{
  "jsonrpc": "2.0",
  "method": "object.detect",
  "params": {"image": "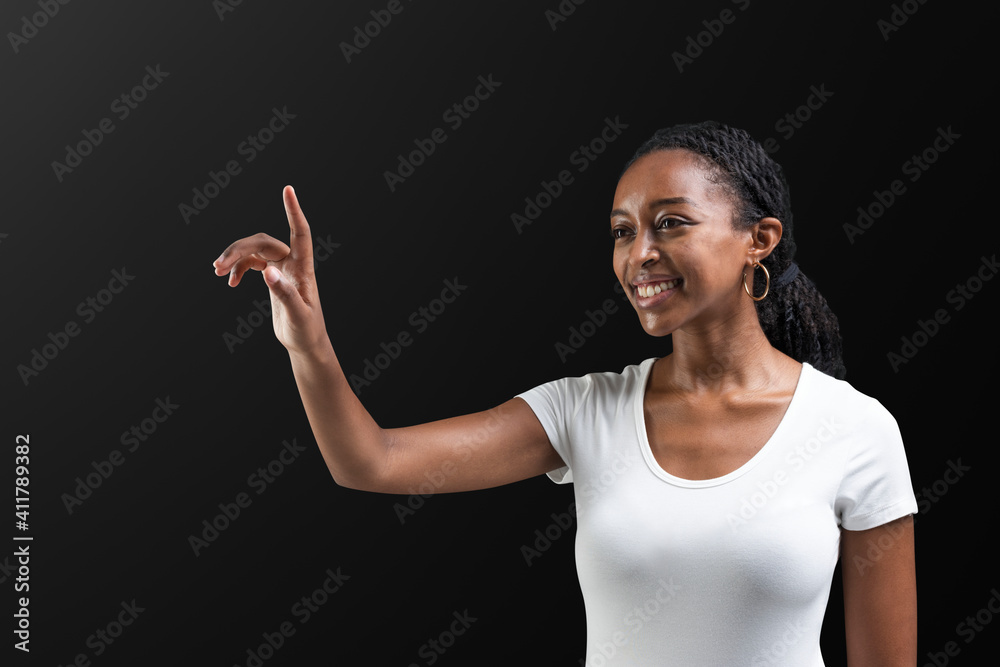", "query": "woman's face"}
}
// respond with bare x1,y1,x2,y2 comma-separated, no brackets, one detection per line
611,148,755,338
